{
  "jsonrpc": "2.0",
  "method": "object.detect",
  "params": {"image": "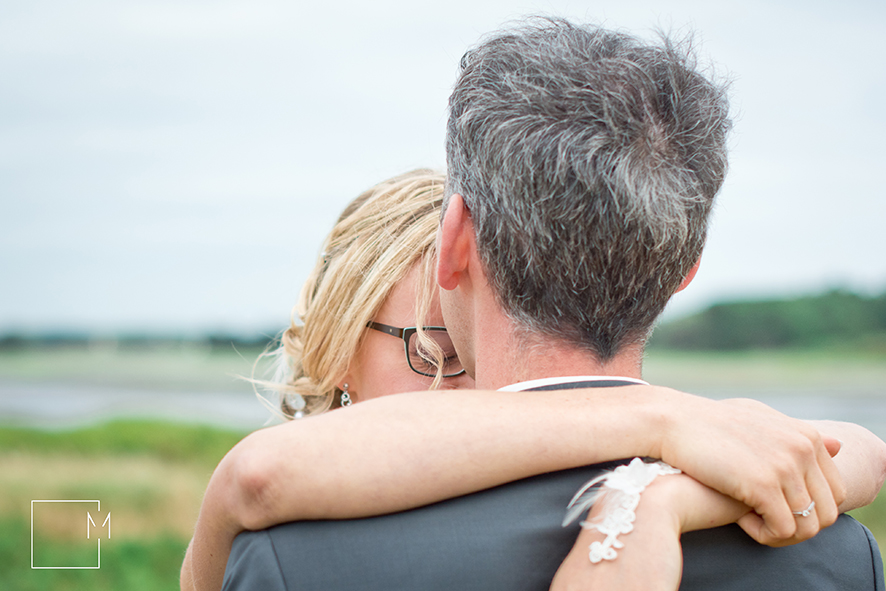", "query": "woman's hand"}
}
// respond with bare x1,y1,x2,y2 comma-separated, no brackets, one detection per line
551,473,748,591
